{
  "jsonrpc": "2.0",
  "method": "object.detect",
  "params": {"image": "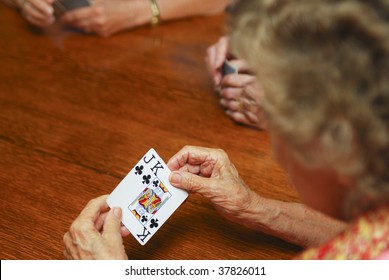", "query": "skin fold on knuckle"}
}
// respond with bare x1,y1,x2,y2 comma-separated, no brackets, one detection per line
171,157,184,170
202,150,218,167
177,146,191,165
